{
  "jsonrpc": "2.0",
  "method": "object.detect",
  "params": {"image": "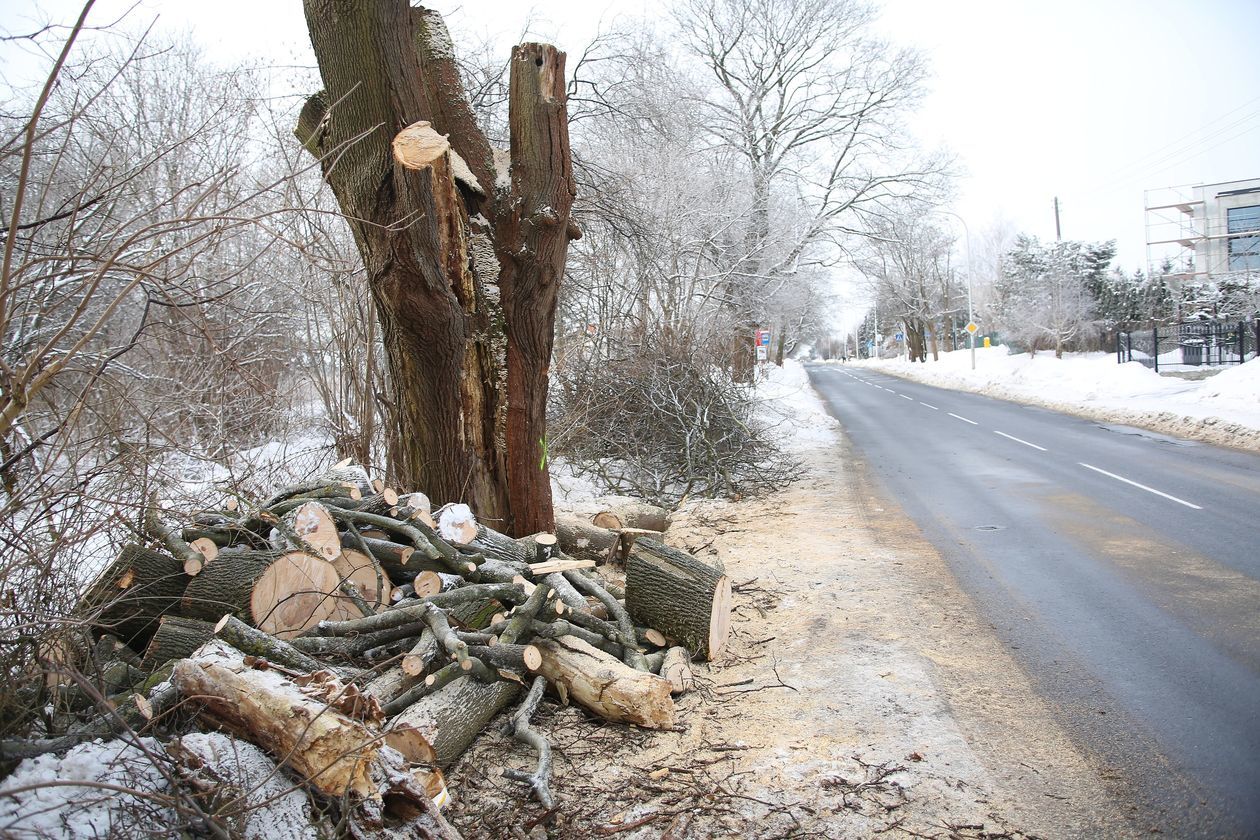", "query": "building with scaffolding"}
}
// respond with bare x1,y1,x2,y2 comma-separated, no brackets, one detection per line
1145,178,1260,279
